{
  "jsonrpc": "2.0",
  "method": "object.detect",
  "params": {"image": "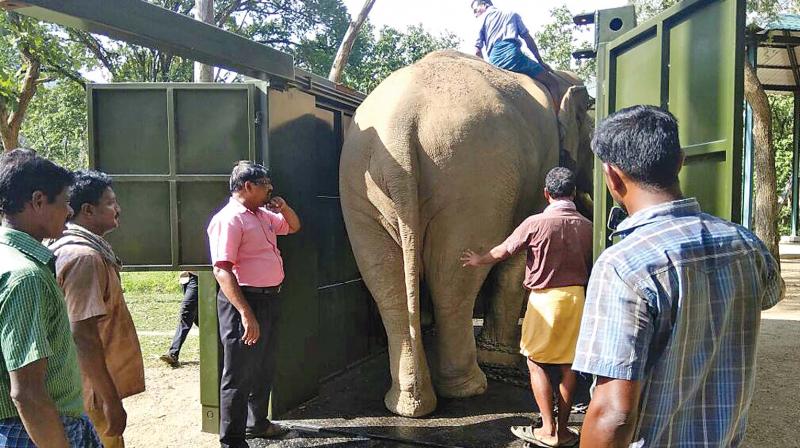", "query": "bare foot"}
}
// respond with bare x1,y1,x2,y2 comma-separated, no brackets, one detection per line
533,426,558,446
